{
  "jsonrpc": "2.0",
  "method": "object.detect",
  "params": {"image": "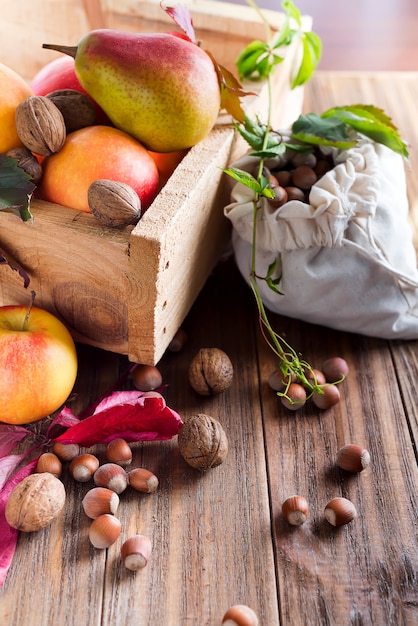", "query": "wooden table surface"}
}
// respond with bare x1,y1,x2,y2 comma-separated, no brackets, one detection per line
1,72,418,626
